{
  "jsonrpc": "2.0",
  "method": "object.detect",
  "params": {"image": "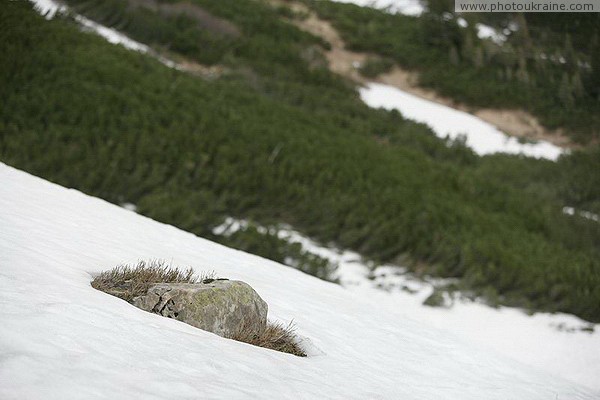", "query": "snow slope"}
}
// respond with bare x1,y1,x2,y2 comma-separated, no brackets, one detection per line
215,218,600,392
330,0,425,16
0,164,597,399
360,83,564,160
